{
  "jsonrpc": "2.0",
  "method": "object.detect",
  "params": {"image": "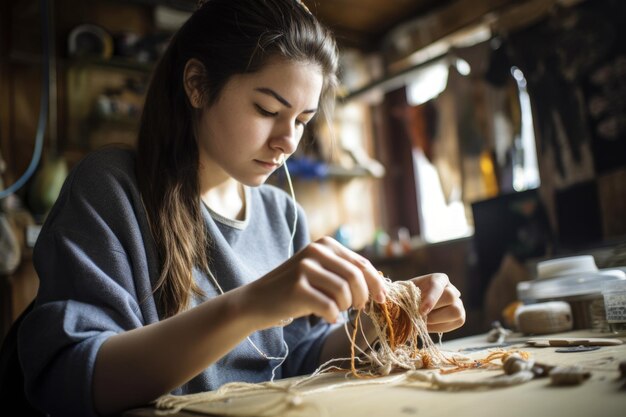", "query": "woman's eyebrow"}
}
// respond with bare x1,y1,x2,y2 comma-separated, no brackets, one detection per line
254,87,317,114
